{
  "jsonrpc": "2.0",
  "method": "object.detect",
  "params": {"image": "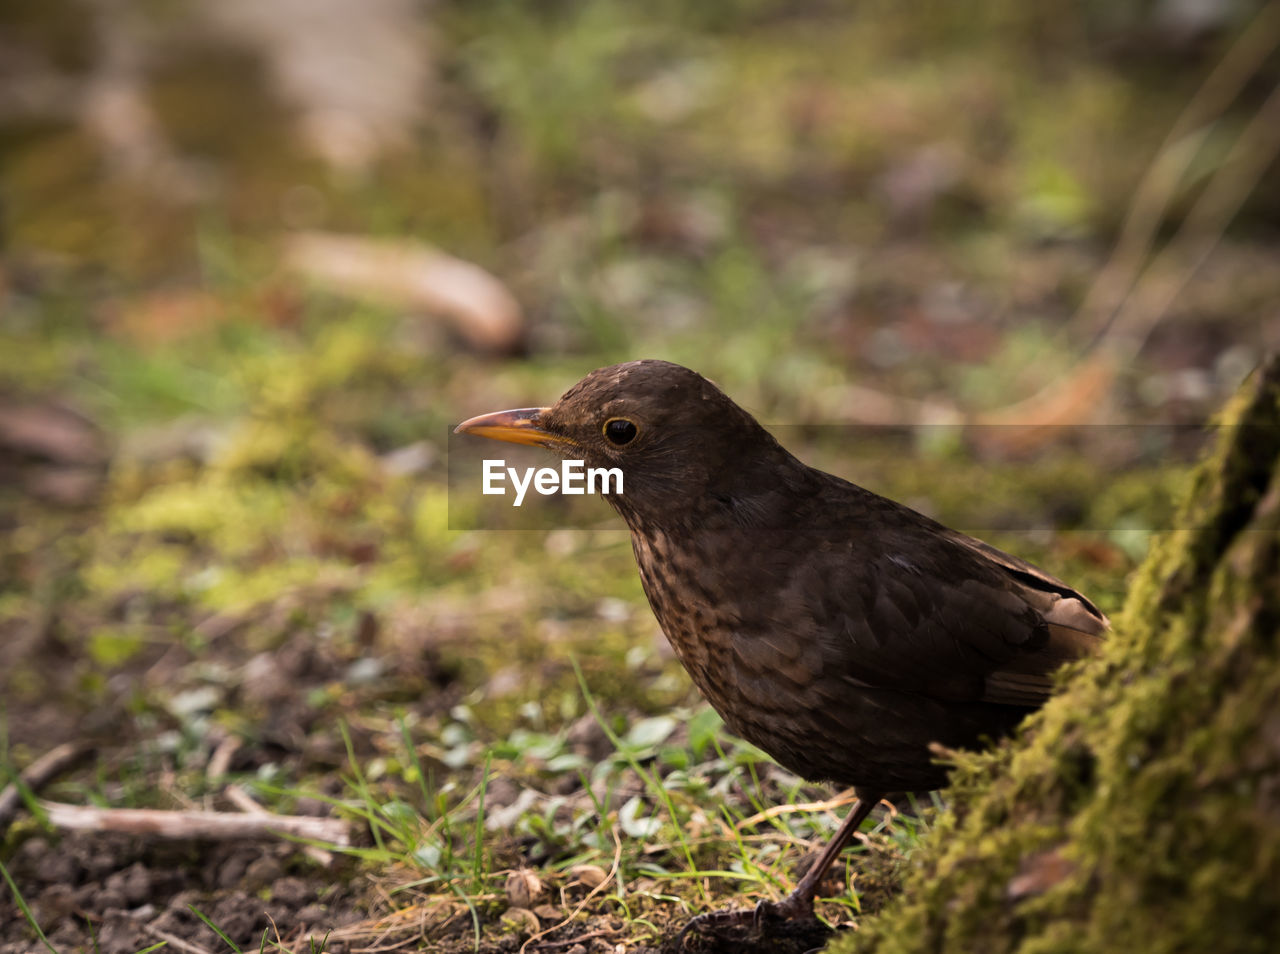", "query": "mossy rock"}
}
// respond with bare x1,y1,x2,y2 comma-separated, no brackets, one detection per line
834,355,1280,954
